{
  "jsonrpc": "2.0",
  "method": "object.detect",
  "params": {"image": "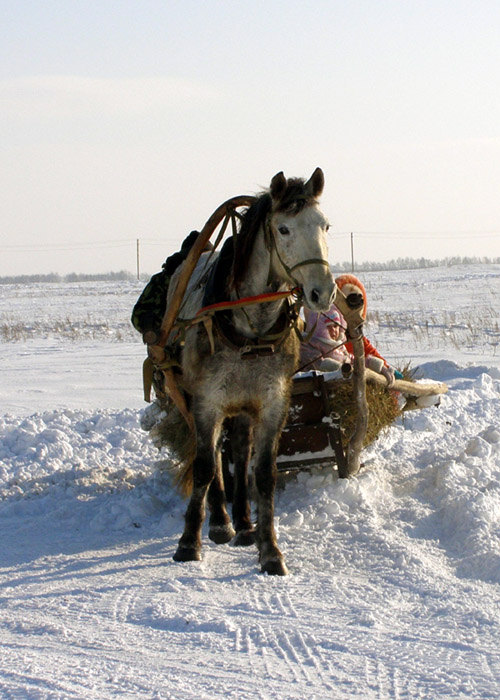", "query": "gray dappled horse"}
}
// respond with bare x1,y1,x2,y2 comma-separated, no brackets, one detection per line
169,168,335,575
